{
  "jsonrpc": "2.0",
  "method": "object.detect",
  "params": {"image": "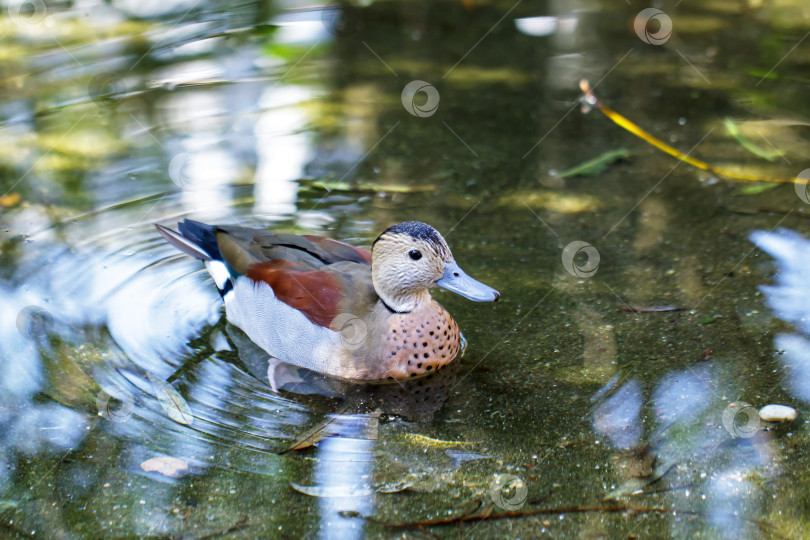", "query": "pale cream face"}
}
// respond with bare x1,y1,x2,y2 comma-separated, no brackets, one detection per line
371,228,453,312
